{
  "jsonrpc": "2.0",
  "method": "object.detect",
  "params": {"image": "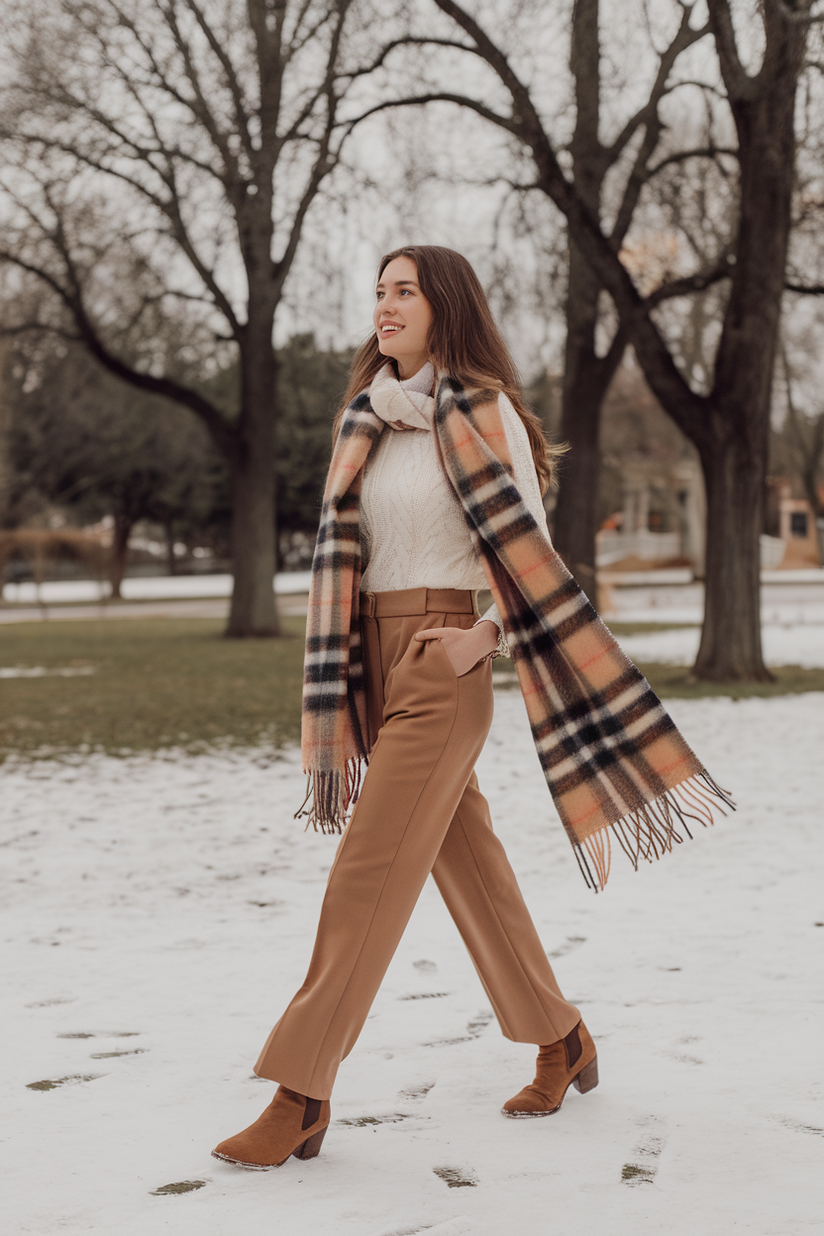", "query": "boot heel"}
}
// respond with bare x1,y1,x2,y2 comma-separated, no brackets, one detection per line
572,1055,599,1094
292,1125,328,1161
